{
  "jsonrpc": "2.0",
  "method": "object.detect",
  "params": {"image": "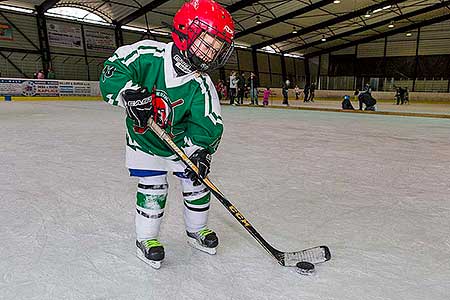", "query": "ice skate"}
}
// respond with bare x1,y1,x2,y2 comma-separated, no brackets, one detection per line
187,228,218,255
136,239,165,269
